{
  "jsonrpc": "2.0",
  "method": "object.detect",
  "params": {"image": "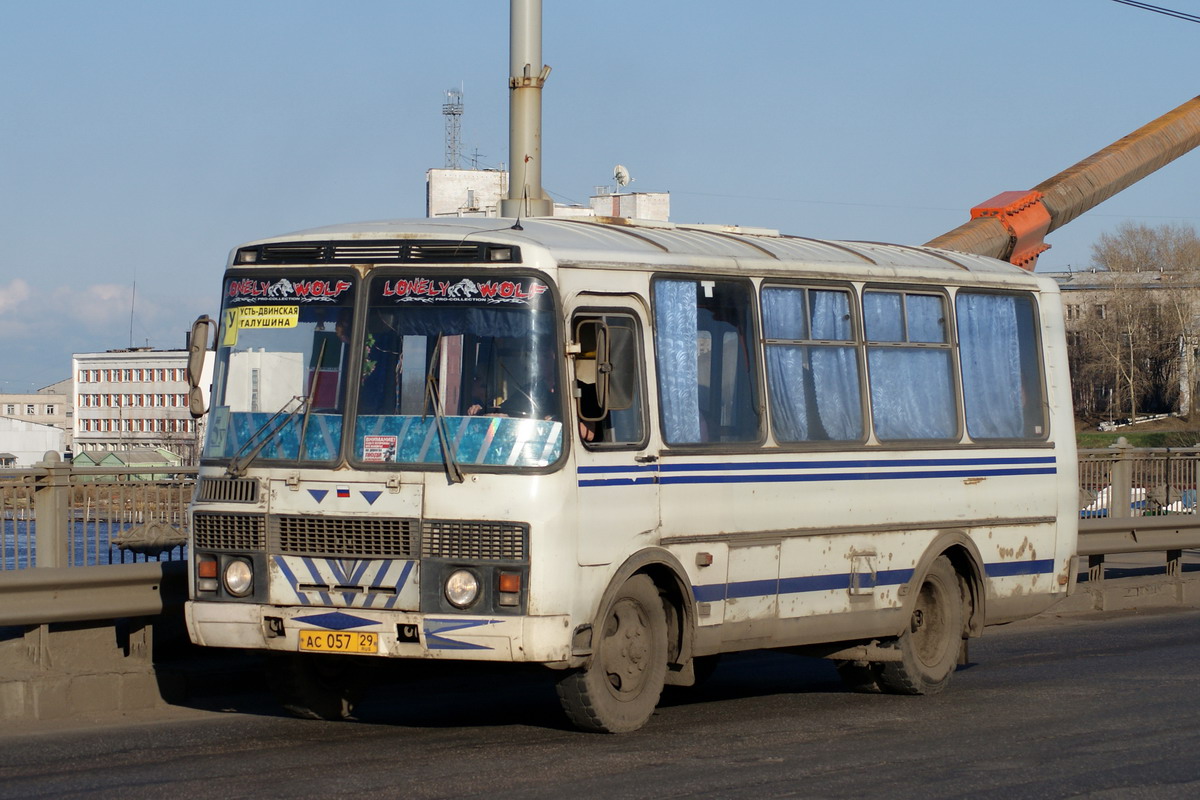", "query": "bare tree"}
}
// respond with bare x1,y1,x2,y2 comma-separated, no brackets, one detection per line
1069,222,1200,421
